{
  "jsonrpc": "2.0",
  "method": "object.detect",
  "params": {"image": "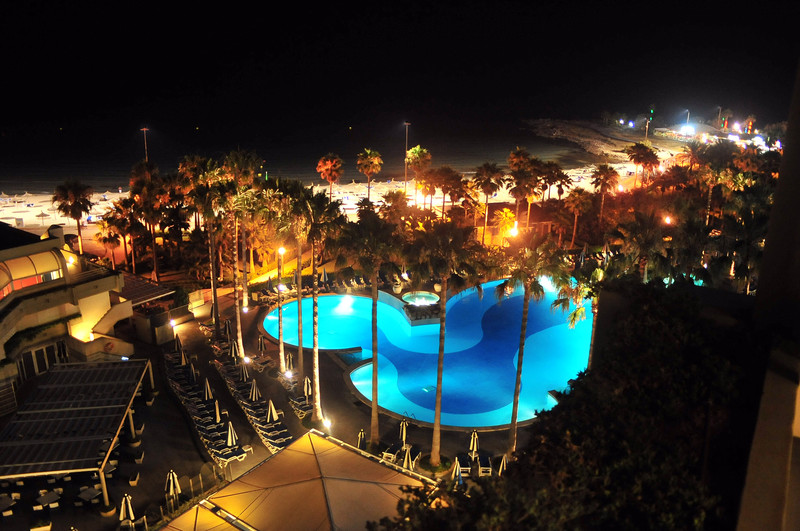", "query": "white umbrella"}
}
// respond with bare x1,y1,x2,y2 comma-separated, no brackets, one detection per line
321,267,329,284
174,333,182,352
498,454,508,477
303,376,312,399
179,348,188,366
248,379,262,402
267,400,280,423
451,459,462,484
469,430,479,459
239,360,250,383
229,342,239,361
402,446,412,469
119,493,135,523
399,418,409,445
224,319,232,342
165,469,181,499
356,429,365,450
258,335,265,352
213,399,222,424
226,421,238,448
203,378,214,402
